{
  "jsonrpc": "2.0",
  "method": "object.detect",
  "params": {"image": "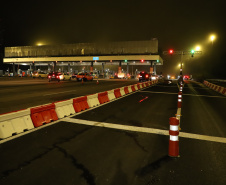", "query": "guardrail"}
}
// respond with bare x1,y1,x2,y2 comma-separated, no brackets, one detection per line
203,80,226,96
